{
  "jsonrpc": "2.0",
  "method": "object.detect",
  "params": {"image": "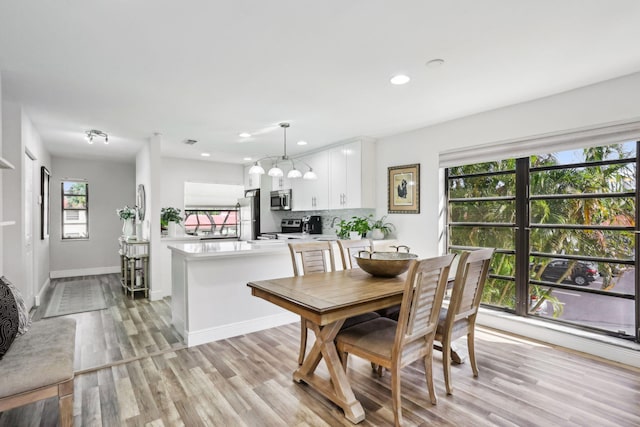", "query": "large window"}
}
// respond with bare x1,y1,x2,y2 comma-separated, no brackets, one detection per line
184,209,238,237
61,180,88,239
447,142,638,342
